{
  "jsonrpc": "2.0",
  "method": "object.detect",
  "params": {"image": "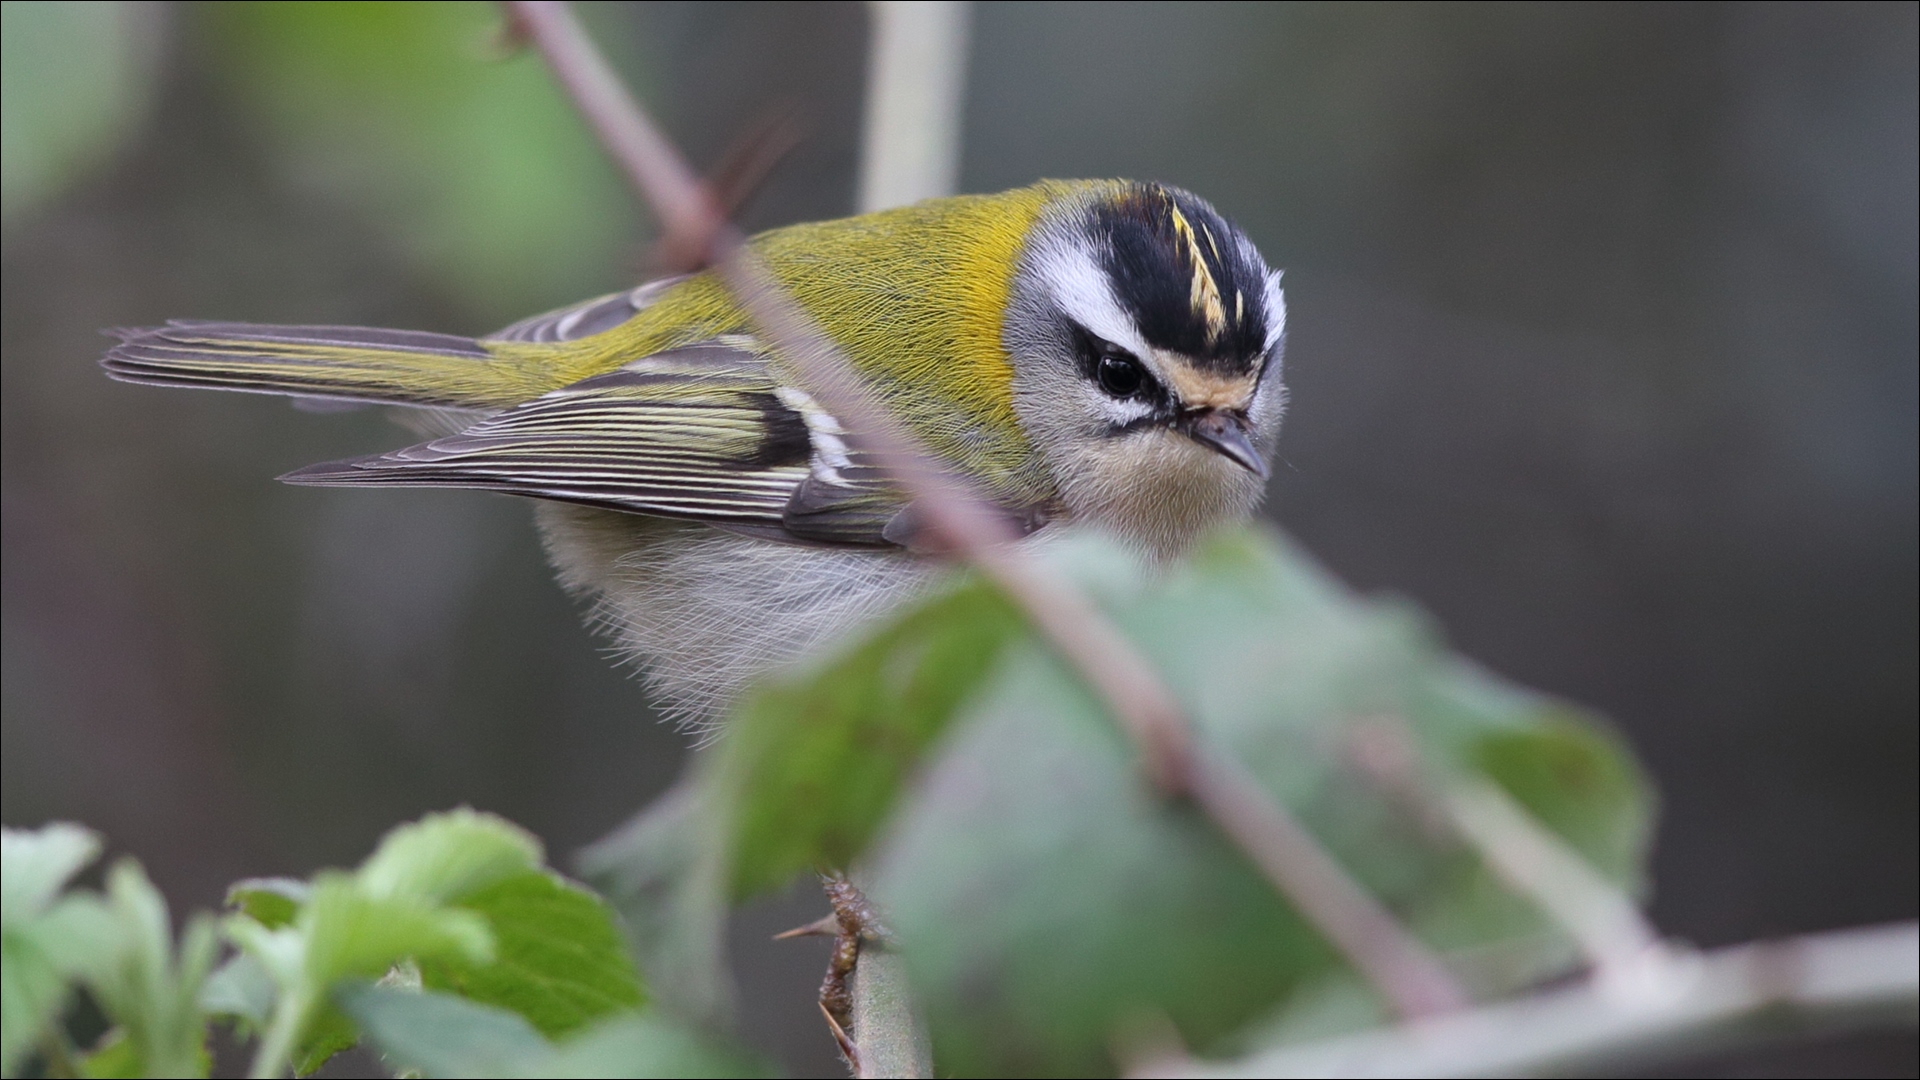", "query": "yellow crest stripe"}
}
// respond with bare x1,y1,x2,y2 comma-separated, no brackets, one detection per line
1168,203,1228,341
